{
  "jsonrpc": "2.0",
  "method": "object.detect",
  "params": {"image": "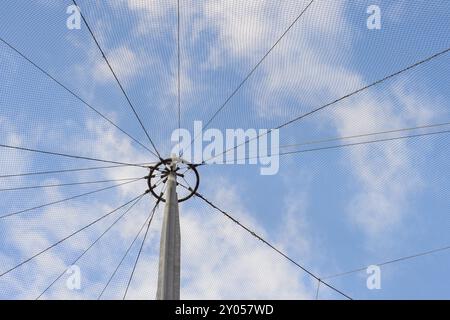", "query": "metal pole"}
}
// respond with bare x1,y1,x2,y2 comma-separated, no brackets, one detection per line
156,160,181,300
